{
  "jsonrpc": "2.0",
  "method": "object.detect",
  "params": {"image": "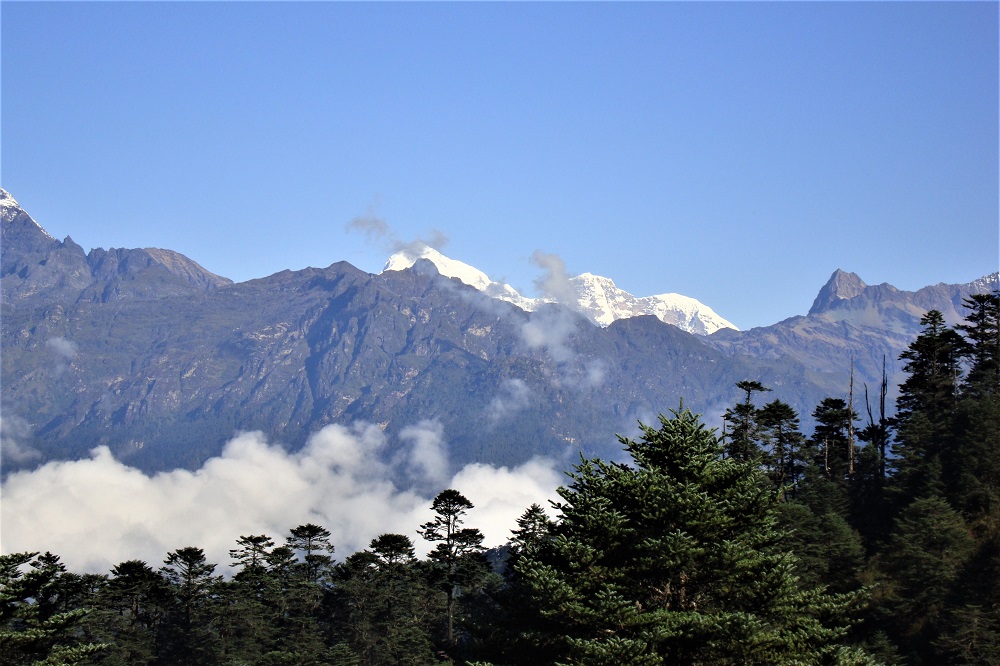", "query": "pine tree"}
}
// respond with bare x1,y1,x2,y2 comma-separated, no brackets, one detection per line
0,552,108,665
891,310,966,504
217,534,281,662
287,523,336,586
98,559,170,665
158,547,222,665
876,497,975,664
279,524,339,663
333,534,434,665
951,293,1000,515
809,397,858,485
419,489,489,656
722,380,771,462
512,409,876,665
956,292,1000,396
757,399,805,497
